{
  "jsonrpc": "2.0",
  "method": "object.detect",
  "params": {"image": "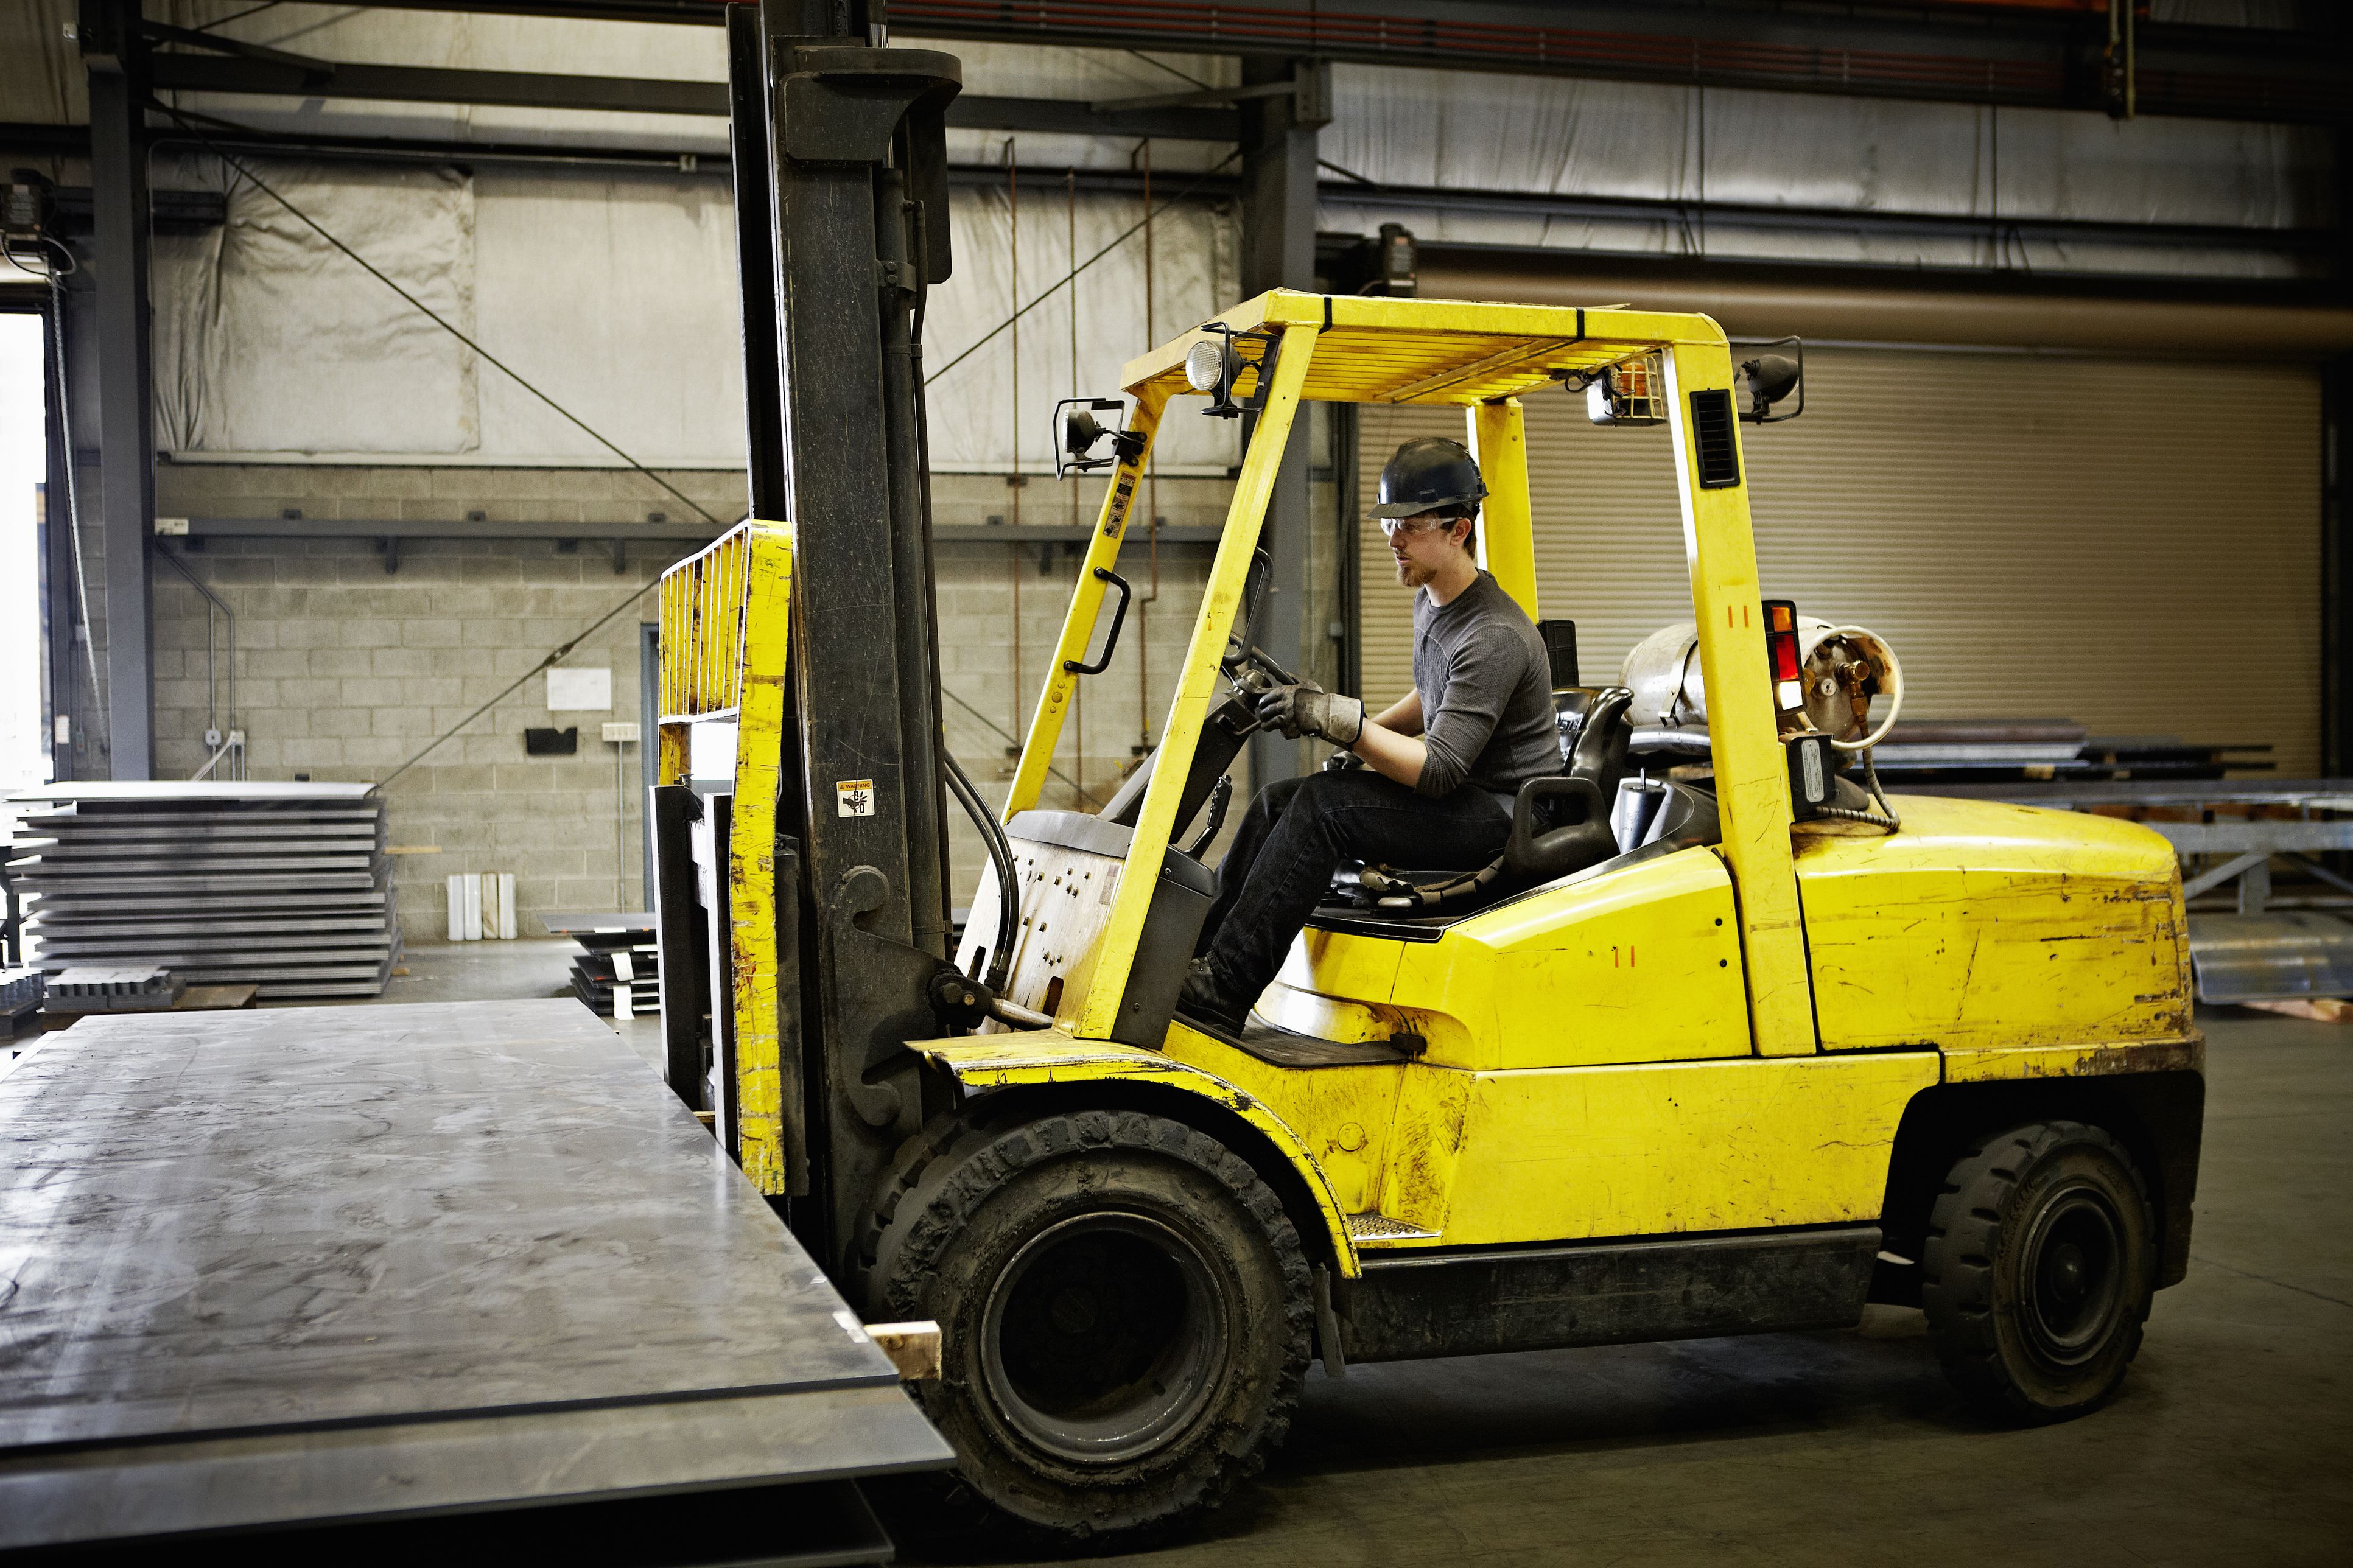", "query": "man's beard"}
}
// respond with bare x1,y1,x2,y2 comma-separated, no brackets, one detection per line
1392,551,1432,589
